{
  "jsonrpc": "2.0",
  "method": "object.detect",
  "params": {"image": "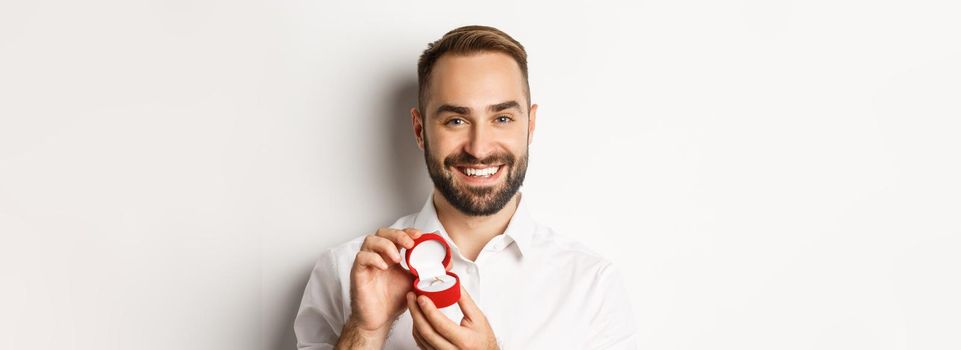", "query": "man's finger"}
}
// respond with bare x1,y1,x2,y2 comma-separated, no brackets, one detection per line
375,228,416,249
361,235,402,263
407,292,455,349
412,328,434,350
355,251,388,270
457,284,487,325
402,227,424,239
416,294,464,341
